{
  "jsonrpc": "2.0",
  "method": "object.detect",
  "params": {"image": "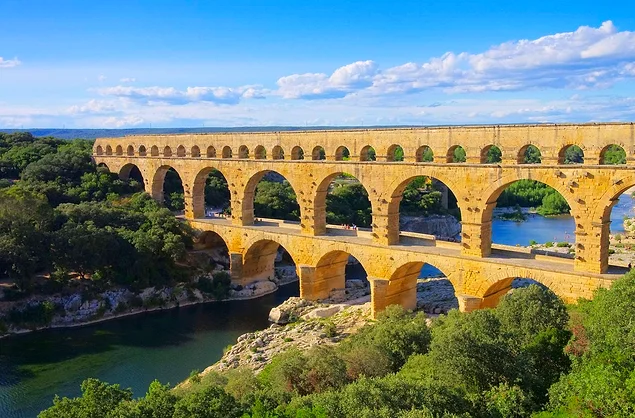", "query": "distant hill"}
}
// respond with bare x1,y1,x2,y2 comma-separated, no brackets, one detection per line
0,126,387,140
